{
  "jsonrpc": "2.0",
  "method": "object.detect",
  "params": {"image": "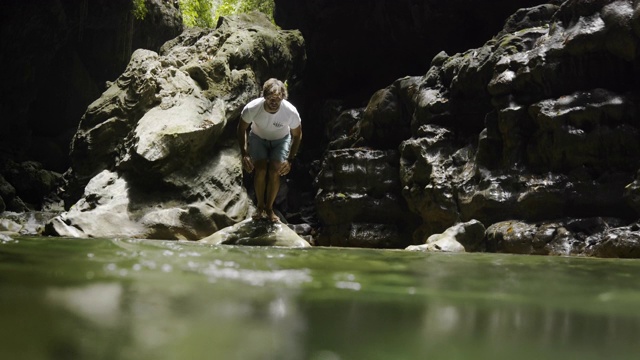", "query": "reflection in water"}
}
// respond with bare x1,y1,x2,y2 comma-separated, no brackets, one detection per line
46,283,123,327
0,237,639,359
